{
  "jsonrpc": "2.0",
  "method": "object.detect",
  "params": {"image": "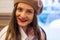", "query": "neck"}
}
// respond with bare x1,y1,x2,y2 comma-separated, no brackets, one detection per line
21,26,27,33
